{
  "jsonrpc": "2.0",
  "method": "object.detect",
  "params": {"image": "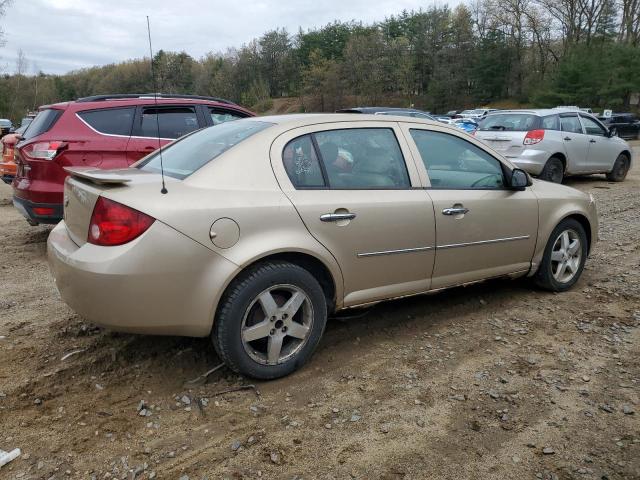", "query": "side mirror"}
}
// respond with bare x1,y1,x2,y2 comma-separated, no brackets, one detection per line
607,127,618,137
510,168,530,190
